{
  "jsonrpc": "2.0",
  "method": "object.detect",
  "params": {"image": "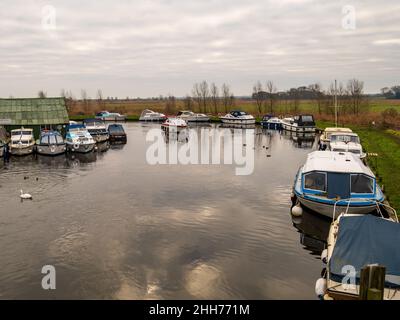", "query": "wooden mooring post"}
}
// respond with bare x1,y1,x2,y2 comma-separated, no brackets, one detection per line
359,264,386,300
